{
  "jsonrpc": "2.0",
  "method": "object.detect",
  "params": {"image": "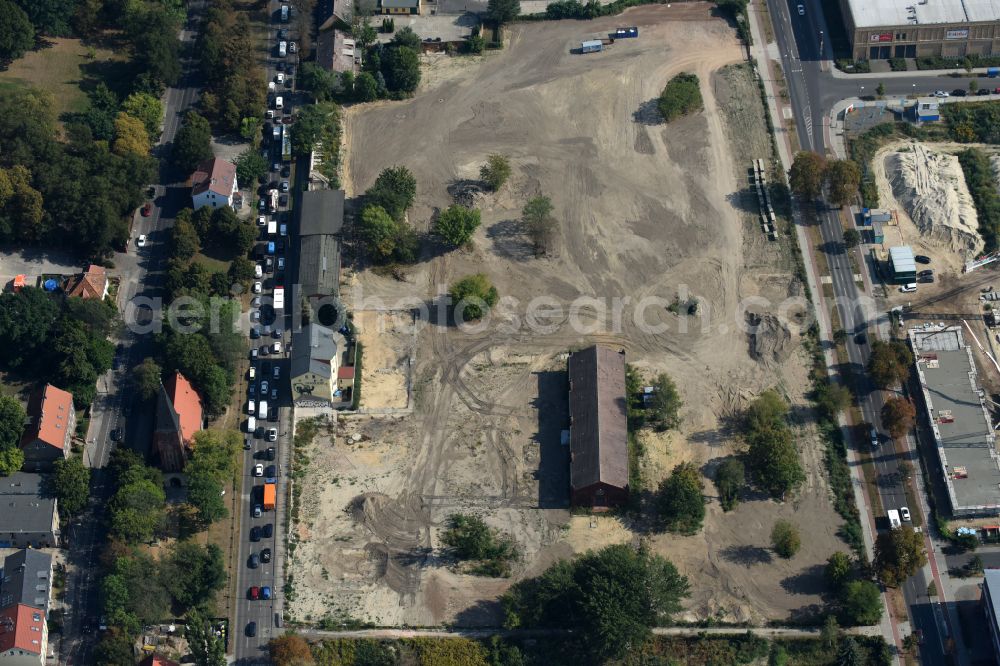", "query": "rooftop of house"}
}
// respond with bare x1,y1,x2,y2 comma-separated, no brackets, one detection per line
20,384,74,451
299,189,345,236
0,604,45,655
156,372,203,444
569,345,629,491
291,324,339,381
0,473,58,537
191,158,237,198
0,549,52,613
64,264,108,299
